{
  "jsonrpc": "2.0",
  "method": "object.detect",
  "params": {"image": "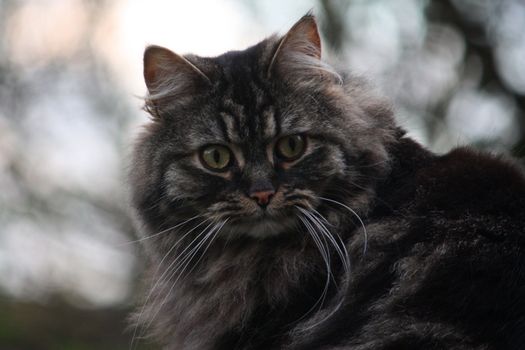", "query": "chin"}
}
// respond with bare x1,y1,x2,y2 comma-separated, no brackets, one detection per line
223,215,298,239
